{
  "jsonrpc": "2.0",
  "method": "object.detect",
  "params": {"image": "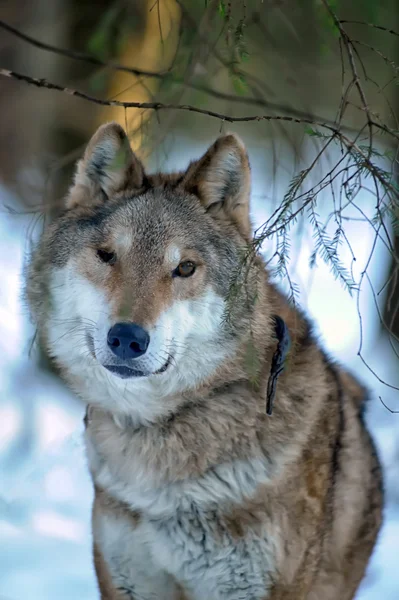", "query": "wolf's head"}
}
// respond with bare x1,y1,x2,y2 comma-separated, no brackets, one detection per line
27,123,268,420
